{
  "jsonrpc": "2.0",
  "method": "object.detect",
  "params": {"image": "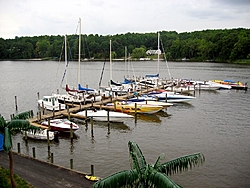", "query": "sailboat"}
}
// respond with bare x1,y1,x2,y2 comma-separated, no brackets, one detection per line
99,40,134,96
55,18,102,104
